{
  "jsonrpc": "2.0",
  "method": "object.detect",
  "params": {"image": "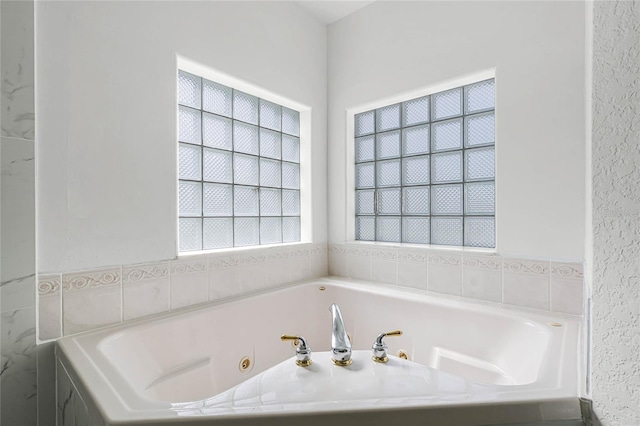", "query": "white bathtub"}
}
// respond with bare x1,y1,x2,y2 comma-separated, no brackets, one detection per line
56,277,583,425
